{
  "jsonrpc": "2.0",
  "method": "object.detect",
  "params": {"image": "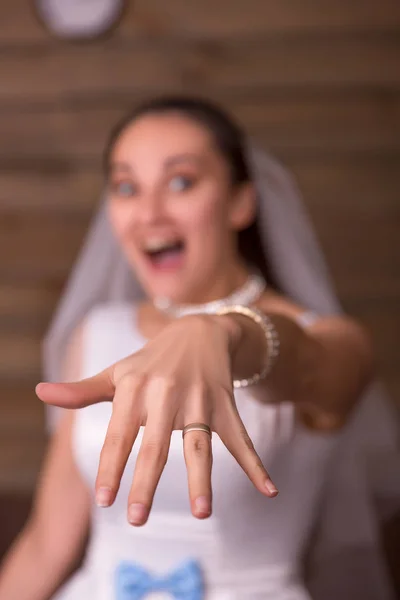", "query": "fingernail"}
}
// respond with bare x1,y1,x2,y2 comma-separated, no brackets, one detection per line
35,382,47,396
128,503,148,525
265,480,279,497
96,487,112,507
195,496,211,516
